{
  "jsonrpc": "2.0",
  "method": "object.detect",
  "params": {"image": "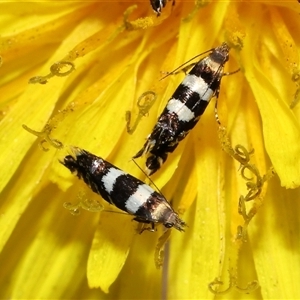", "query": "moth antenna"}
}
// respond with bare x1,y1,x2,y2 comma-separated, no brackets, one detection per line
160,48,214,80
131,158,165,196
